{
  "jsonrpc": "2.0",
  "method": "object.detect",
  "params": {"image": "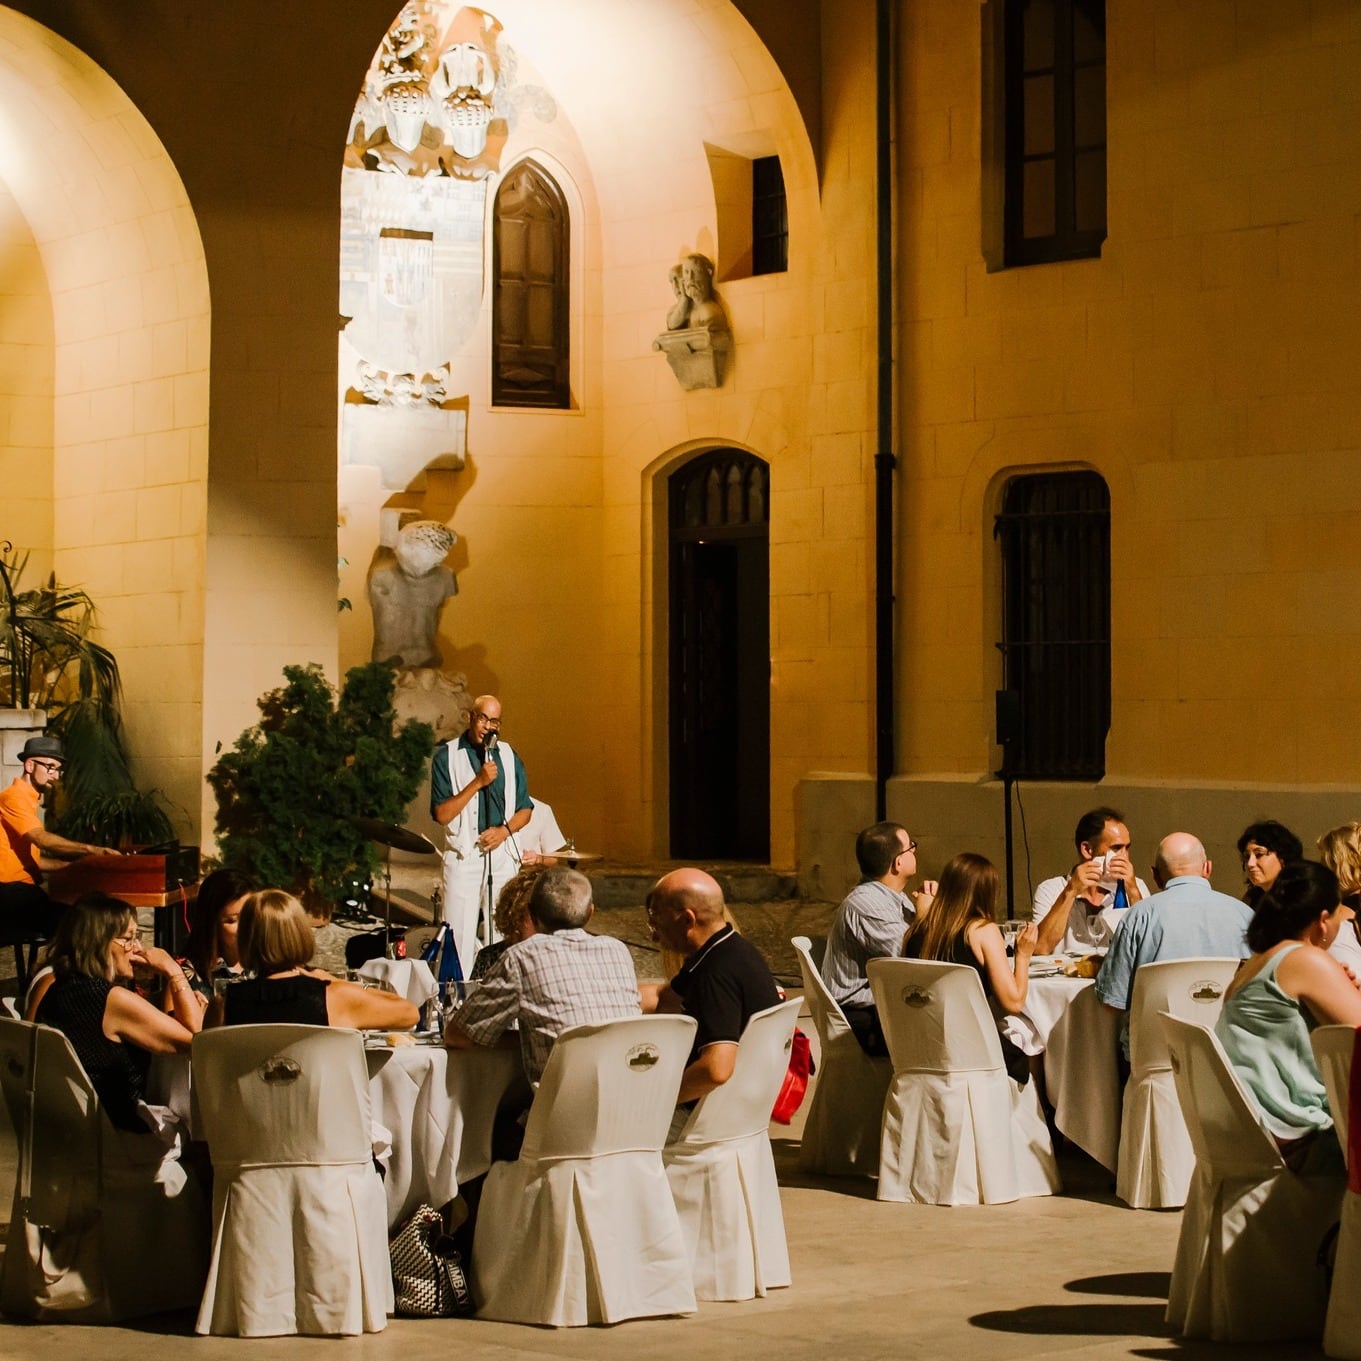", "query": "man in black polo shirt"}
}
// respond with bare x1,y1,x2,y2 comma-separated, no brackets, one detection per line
642,867,781,1103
